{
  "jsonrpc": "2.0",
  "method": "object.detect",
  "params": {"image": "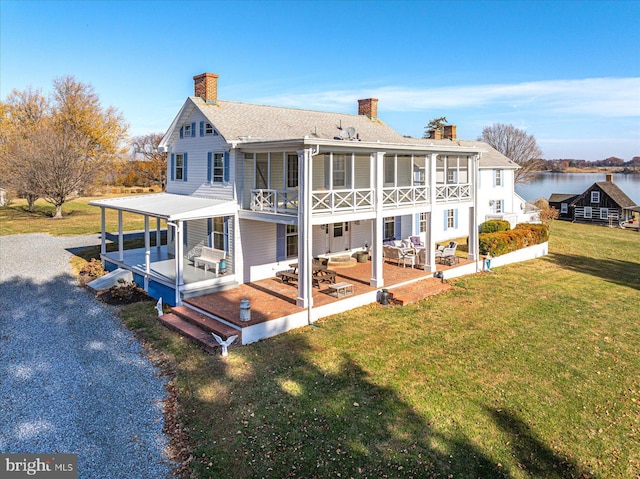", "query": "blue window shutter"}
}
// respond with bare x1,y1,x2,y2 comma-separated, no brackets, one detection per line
414,213,420,234
444,211,448,231
223,217,229,252
170,154,175,181
395,216,401,239
500,200,504,212
183,153,188,181
179,126,183,139
191,122,196,137
223,152,230,183
493,170,496,187
200,121,204,137
454,209,459,228
478,170,481,188
276,223,286,261
207,218,213,247
207,152,212,183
